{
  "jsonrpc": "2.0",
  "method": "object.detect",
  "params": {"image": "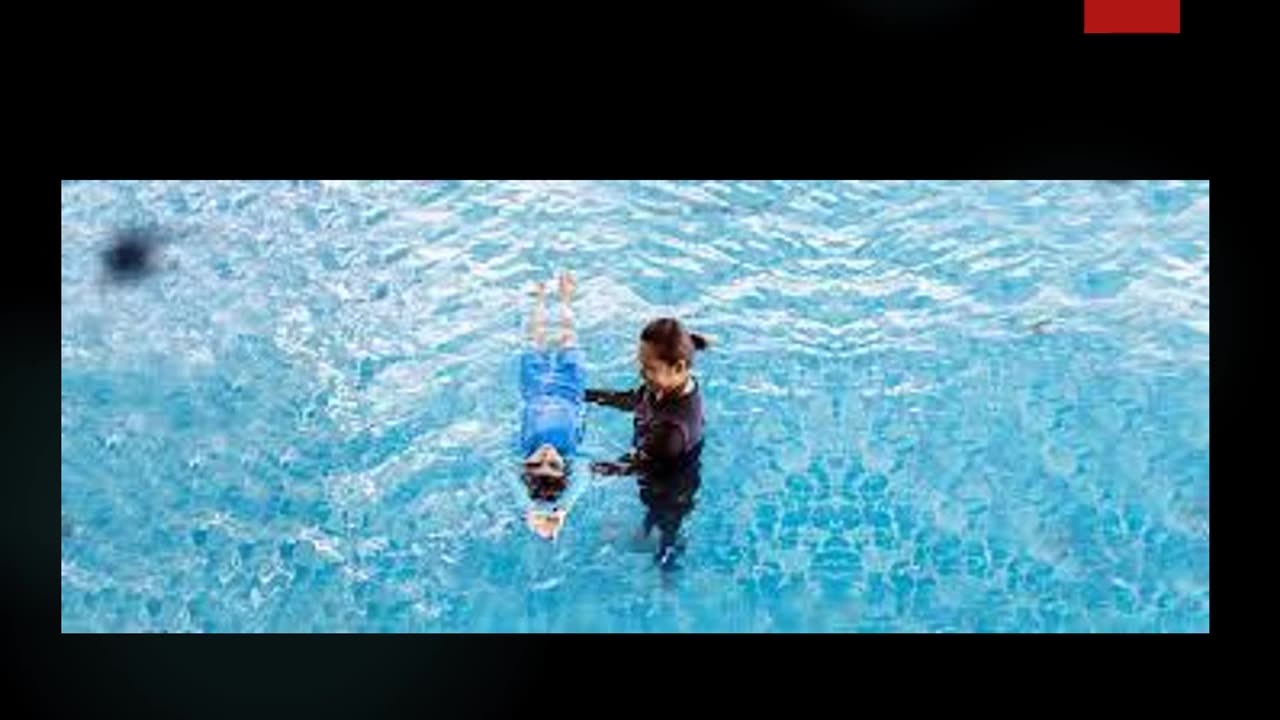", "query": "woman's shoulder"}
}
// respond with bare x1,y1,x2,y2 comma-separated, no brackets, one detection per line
685,377,703,404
